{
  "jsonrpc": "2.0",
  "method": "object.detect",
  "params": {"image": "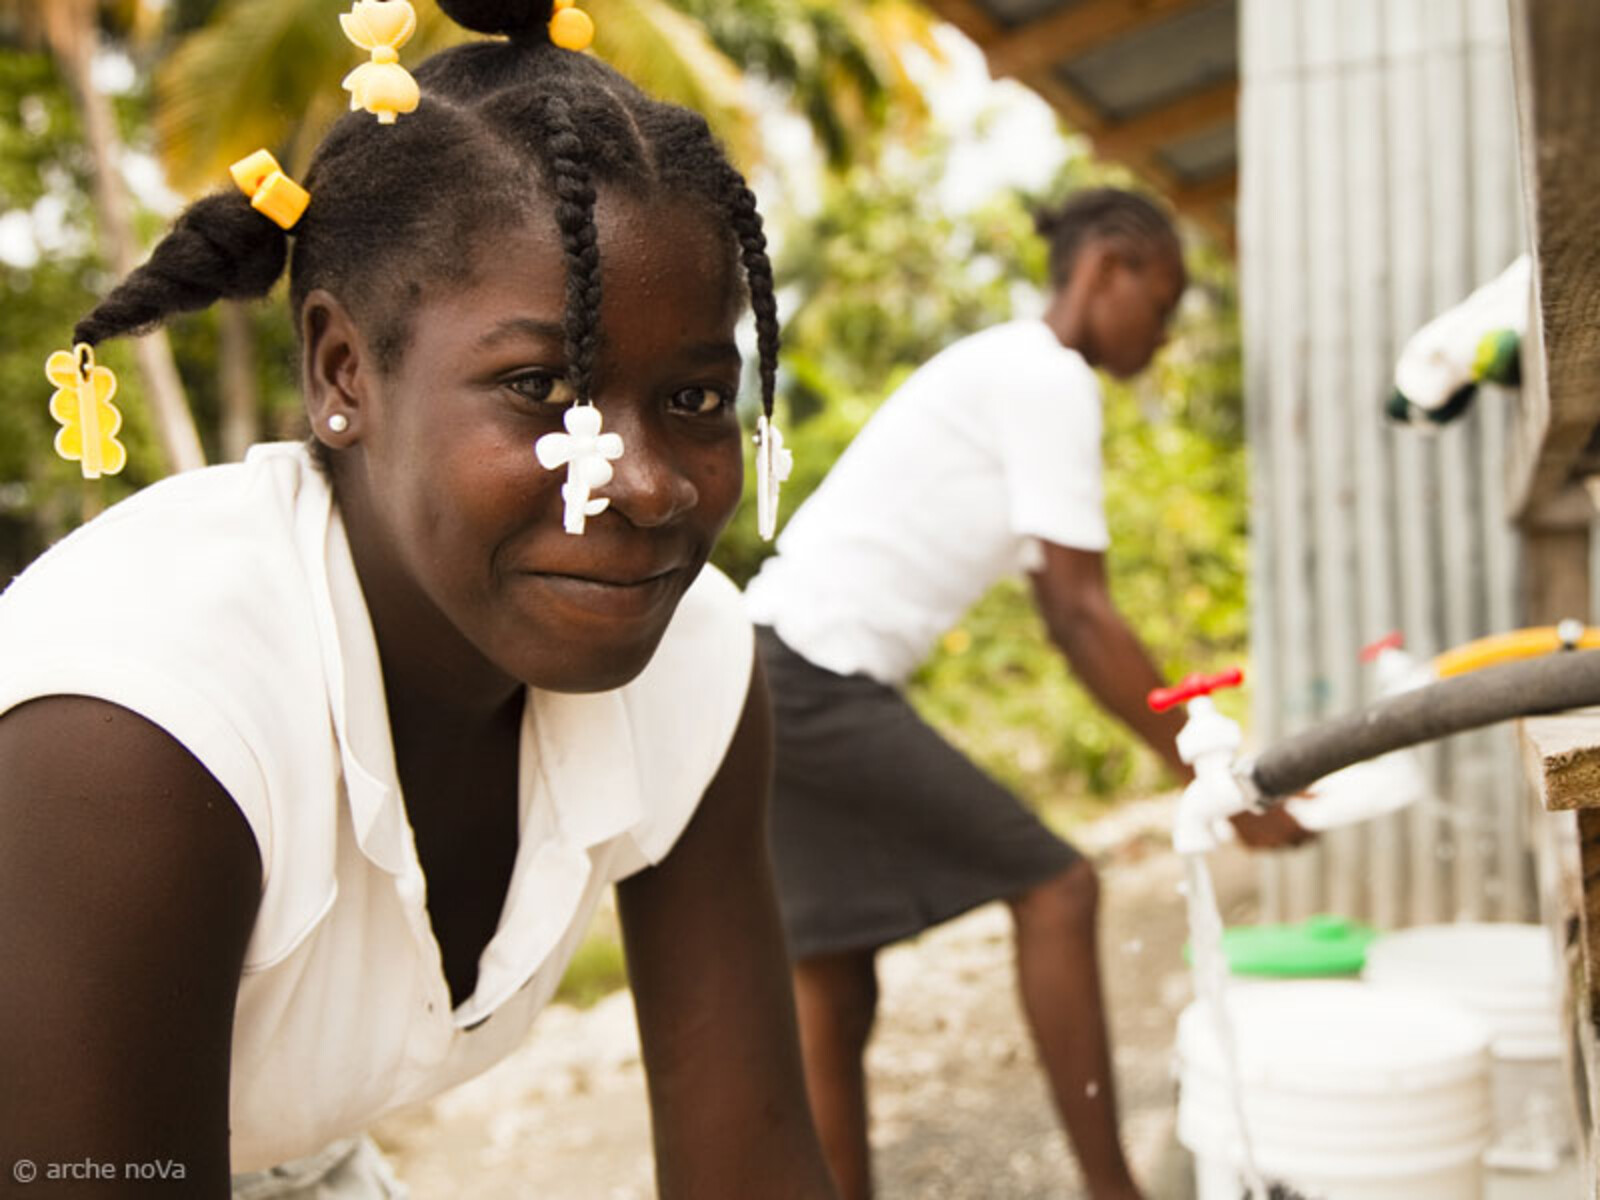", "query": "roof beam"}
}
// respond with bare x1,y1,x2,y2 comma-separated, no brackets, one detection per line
1173,172,1236,250
1019,69,1109,135
1090,78,1237,161
985,0,1213,81
1171,170,1237,213
915,0,1004,44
